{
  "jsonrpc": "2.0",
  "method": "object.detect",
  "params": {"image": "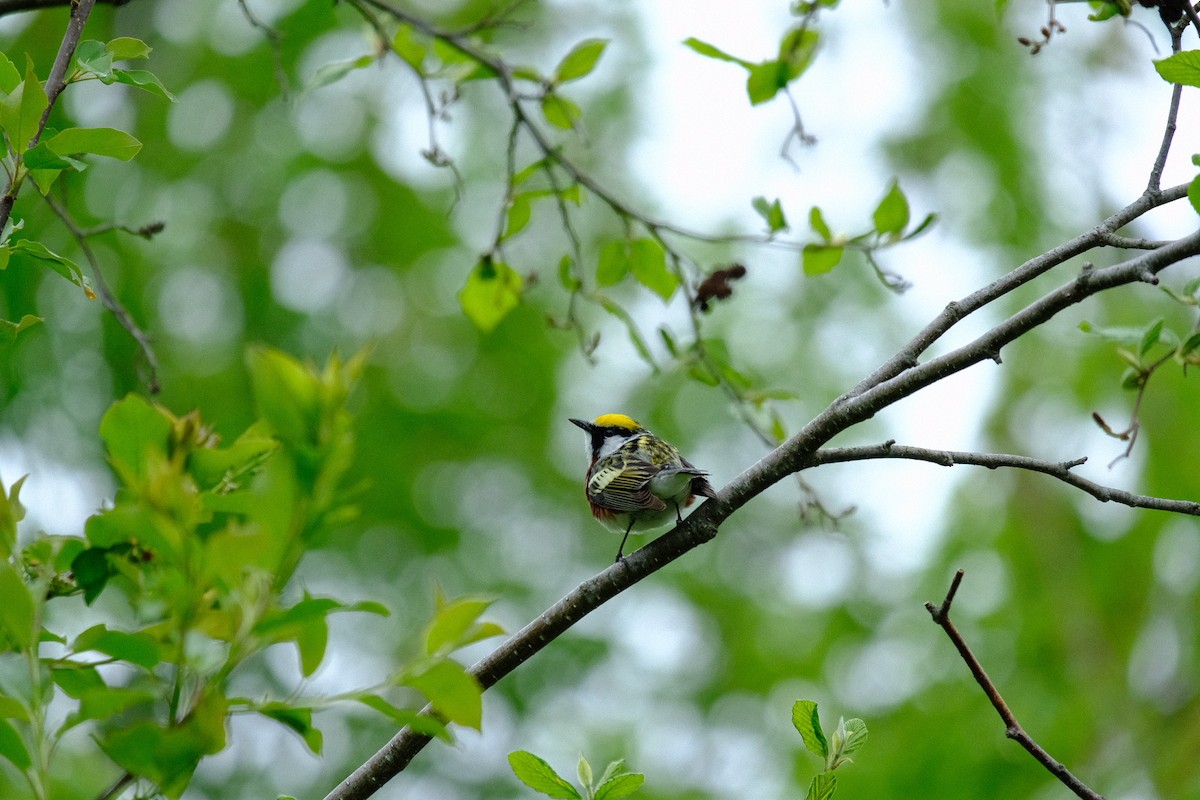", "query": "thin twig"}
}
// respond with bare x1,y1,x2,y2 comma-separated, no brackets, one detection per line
44,194,161,393
236,0,291,99
806,442,1200,516
1147,25,1185,193
926,571,1106,800
0,0,125,15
